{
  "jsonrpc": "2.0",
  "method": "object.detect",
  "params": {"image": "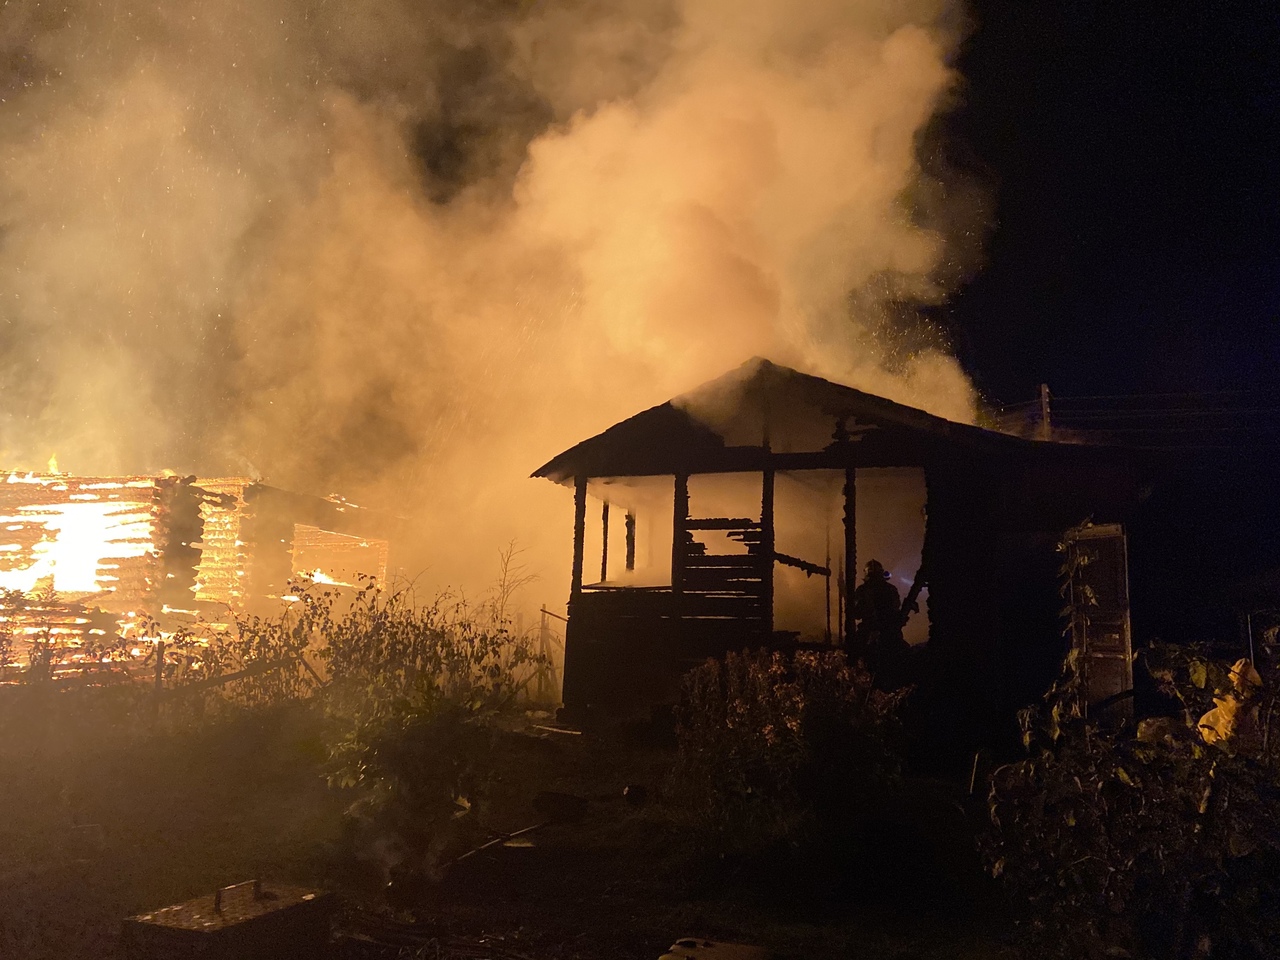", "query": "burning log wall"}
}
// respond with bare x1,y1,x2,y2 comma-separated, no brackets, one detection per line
0,474,190,610
0,473,395,675
193,479,251,609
